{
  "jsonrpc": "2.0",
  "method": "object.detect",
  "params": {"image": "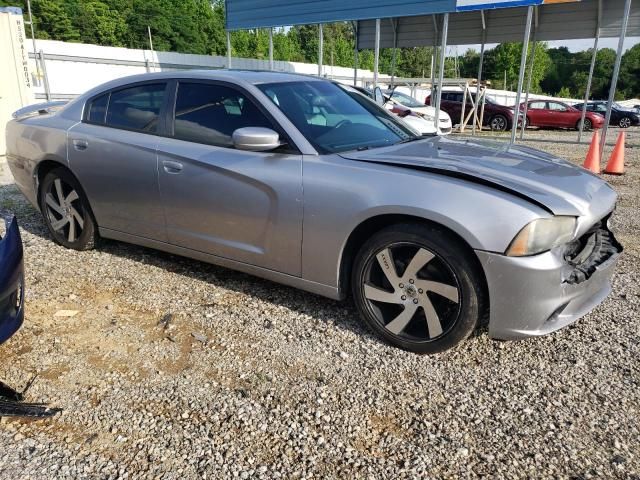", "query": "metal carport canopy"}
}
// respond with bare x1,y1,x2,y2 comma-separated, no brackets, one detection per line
225,0,456,30
356,0,640,48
